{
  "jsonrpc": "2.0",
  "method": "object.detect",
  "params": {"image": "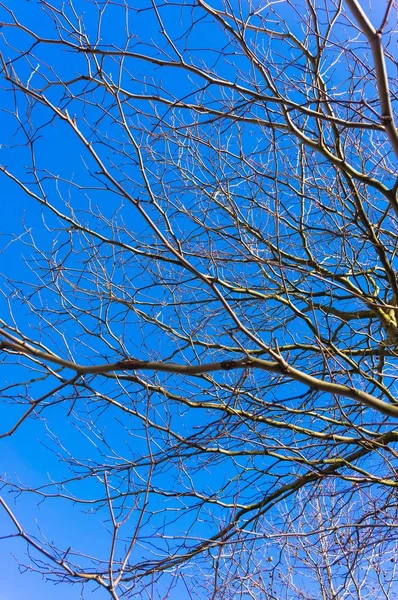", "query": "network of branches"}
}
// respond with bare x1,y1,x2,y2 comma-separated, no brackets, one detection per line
0,0,397,598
